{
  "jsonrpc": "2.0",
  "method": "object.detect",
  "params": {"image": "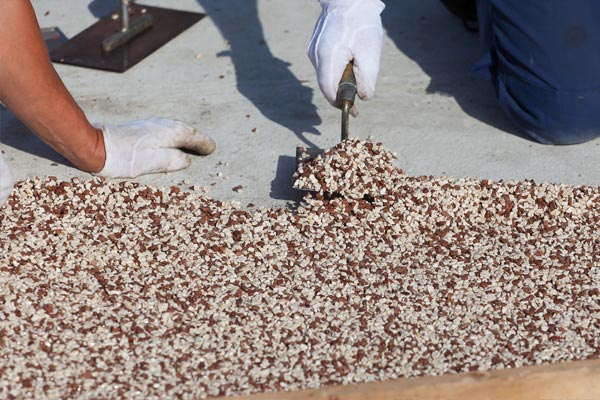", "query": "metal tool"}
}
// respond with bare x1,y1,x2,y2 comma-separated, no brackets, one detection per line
337,62,358,141
101,0,154,53
49,2,205,73
295,61,358,174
